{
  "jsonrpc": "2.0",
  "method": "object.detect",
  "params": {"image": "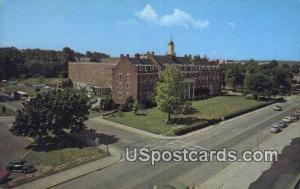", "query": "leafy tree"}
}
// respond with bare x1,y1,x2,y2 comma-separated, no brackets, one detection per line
10,89,90,141
225,63,243,91
155,66,185,123
63,47,76,62
291,64,300,74
244,73,273,100
100,95,113,111
270,65,293,95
